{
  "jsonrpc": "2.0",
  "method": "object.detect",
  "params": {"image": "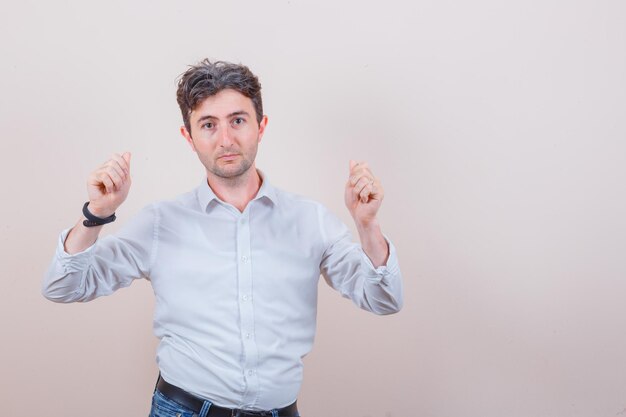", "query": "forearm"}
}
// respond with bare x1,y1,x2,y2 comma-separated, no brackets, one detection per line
355,219,389,268
43,226,97,303
320,202,402,314
321,225,402,314
44,204,154,303
64,217,104,254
